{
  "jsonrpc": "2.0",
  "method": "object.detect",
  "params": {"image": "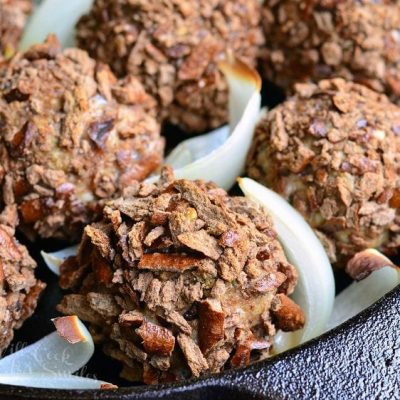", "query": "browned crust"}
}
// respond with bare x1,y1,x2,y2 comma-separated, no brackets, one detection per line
271,294,305,332
198,299,225,354
0,35,163,241
59,256,88,290
137,253,203,272
0,226,22,260
230,328,269,368
260,1,400,103
177,334,208,377
20,281,46,323
136,321,175,356
118,311,144,327
247,78,400,266
57,169,303,382
91,251,114,286
76,0,264,133
0,0,32,59
0,209,44,352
